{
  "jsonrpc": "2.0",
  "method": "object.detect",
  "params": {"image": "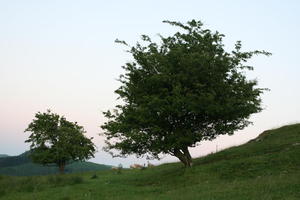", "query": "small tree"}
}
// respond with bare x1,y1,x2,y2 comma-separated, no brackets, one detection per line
101,20,270,167
25,110,96,173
